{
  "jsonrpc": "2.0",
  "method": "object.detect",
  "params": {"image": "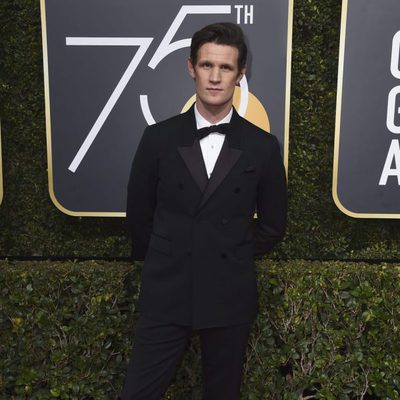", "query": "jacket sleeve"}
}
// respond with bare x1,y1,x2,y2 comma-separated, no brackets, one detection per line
254,135,287,259
126,127,159,261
